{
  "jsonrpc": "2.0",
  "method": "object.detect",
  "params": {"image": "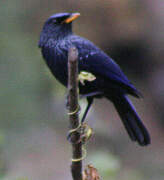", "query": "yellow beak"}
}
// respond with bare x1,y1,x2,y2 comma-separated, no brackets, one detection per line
64,13,80,23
